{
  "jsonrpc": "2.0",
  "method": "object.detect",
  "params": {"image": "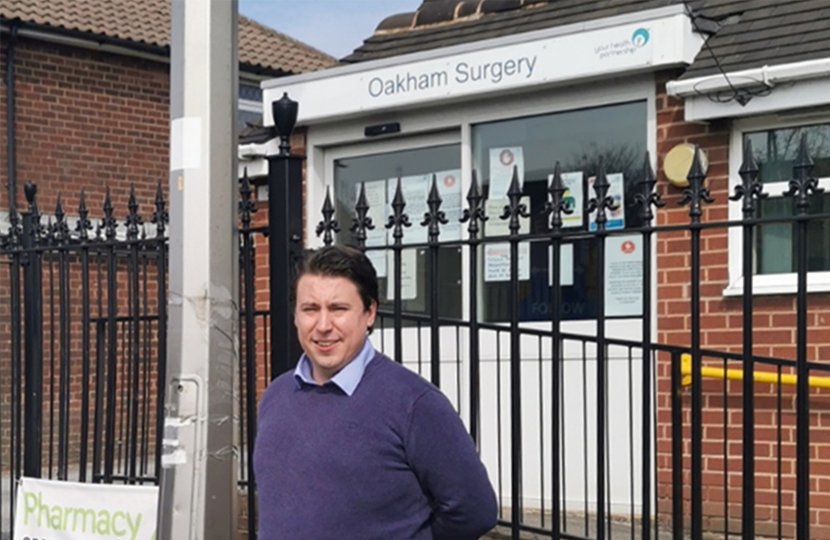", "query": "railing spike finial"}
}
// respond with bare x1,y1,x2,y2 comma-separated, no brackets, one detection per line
126,184,143,240
76,189,93,241
24,181,37,209
350,182,375,249
545,162,574,232
586,158,617,230
152,182,169,238
633,152,664,223
500,165,529,235
385,176,412,244
24,181,44,243
102,186,118,241
315,186,340,247
52,193,70,245
461,170,488,239
677,145,715,223
784,132,824,215
422,174,448,243
238,170,256,230
730,138,767,216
